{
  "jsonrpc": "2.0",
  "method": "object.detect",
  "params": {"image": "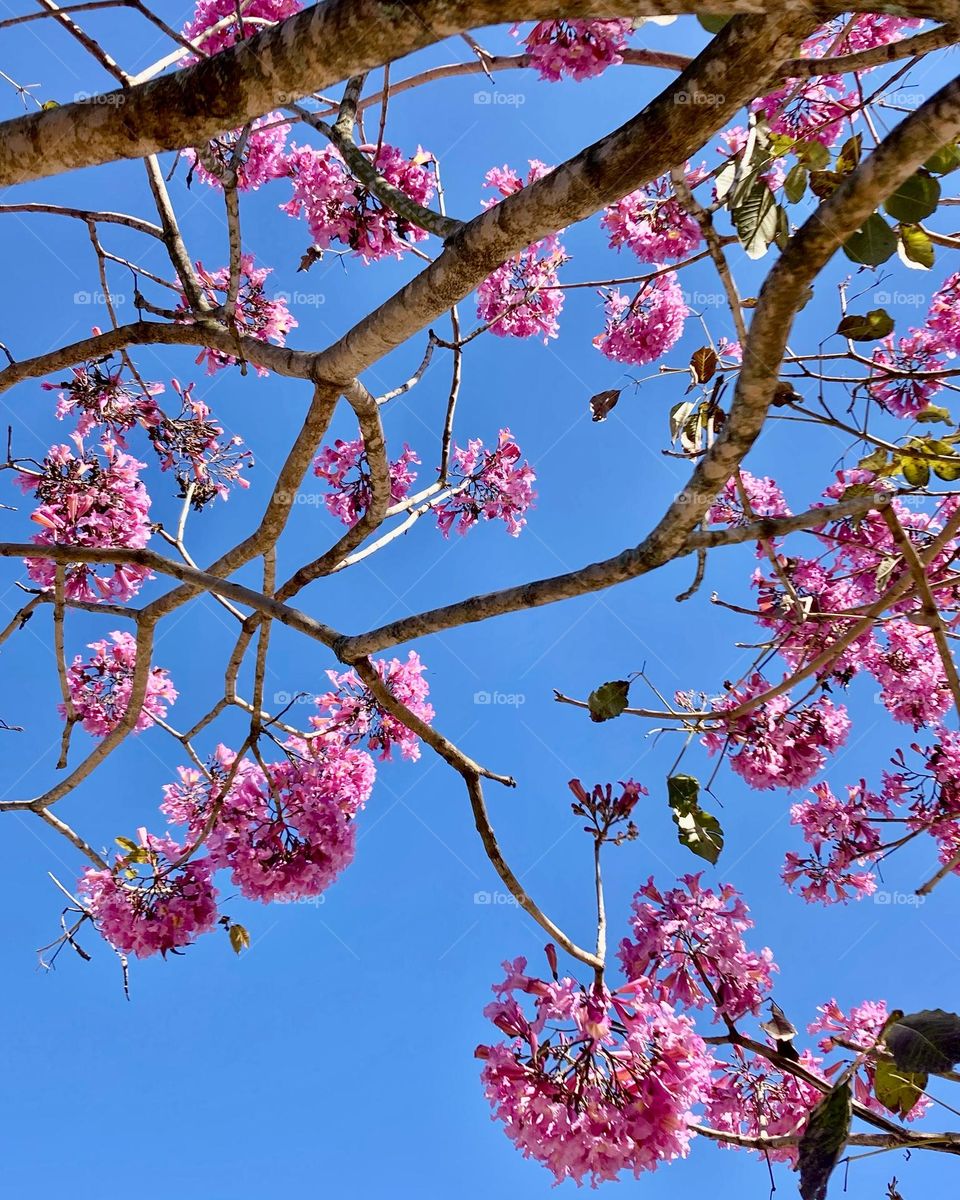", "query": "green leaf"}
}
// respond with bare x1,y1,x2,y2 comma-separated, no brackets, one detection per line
667,774,724,864
843,214,897,266
898,223,934,270
883,172,941,224
796,140,831,170
934,459,960,482
836,133,863,175
696,14,730,33
732,180,780,259
809,170,841,200
884,1010,960,1073
784,162,808,204
836,308,894,342
587,680,631,723
924,142,960,176
915,404,952,424
900,456,931,488
798,1081,852,1200
873,1059,927,1118
115,835,139,852
229,922,250,954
